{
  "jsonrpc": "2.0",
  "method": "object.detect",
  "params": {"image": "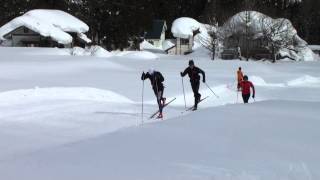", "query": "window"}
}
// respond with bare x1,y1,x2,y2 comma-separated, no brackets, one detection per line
180,39,189,45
